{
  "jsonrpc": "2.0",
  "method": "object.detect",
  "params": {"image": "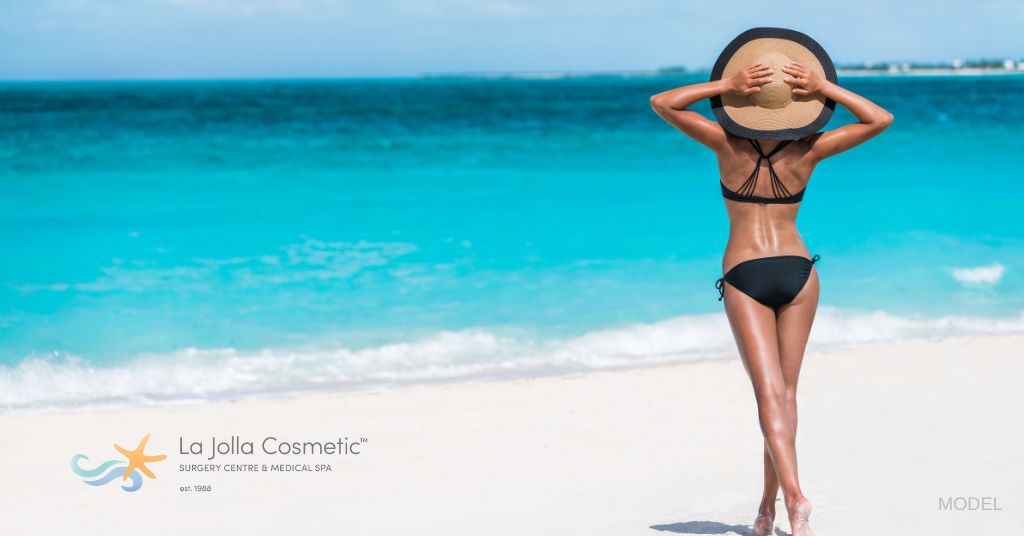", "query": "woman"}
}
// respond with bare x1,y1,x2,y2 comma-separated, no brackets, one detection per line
649,29,892,536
